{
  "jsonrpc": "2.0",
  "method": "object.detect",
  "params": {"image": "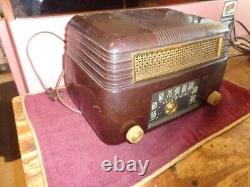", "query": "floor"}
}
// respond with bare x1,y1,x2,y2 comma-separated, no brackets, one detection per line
0,70,25,186
0,157,25,187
